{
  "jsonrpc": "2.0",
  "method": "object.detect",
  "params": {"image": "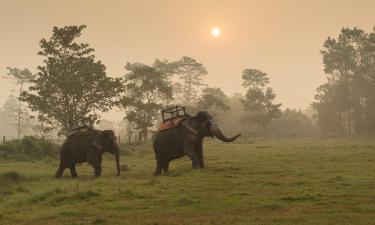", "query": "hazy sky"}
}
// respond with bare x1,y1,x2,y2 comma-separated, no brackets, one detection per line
1,0,375,120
